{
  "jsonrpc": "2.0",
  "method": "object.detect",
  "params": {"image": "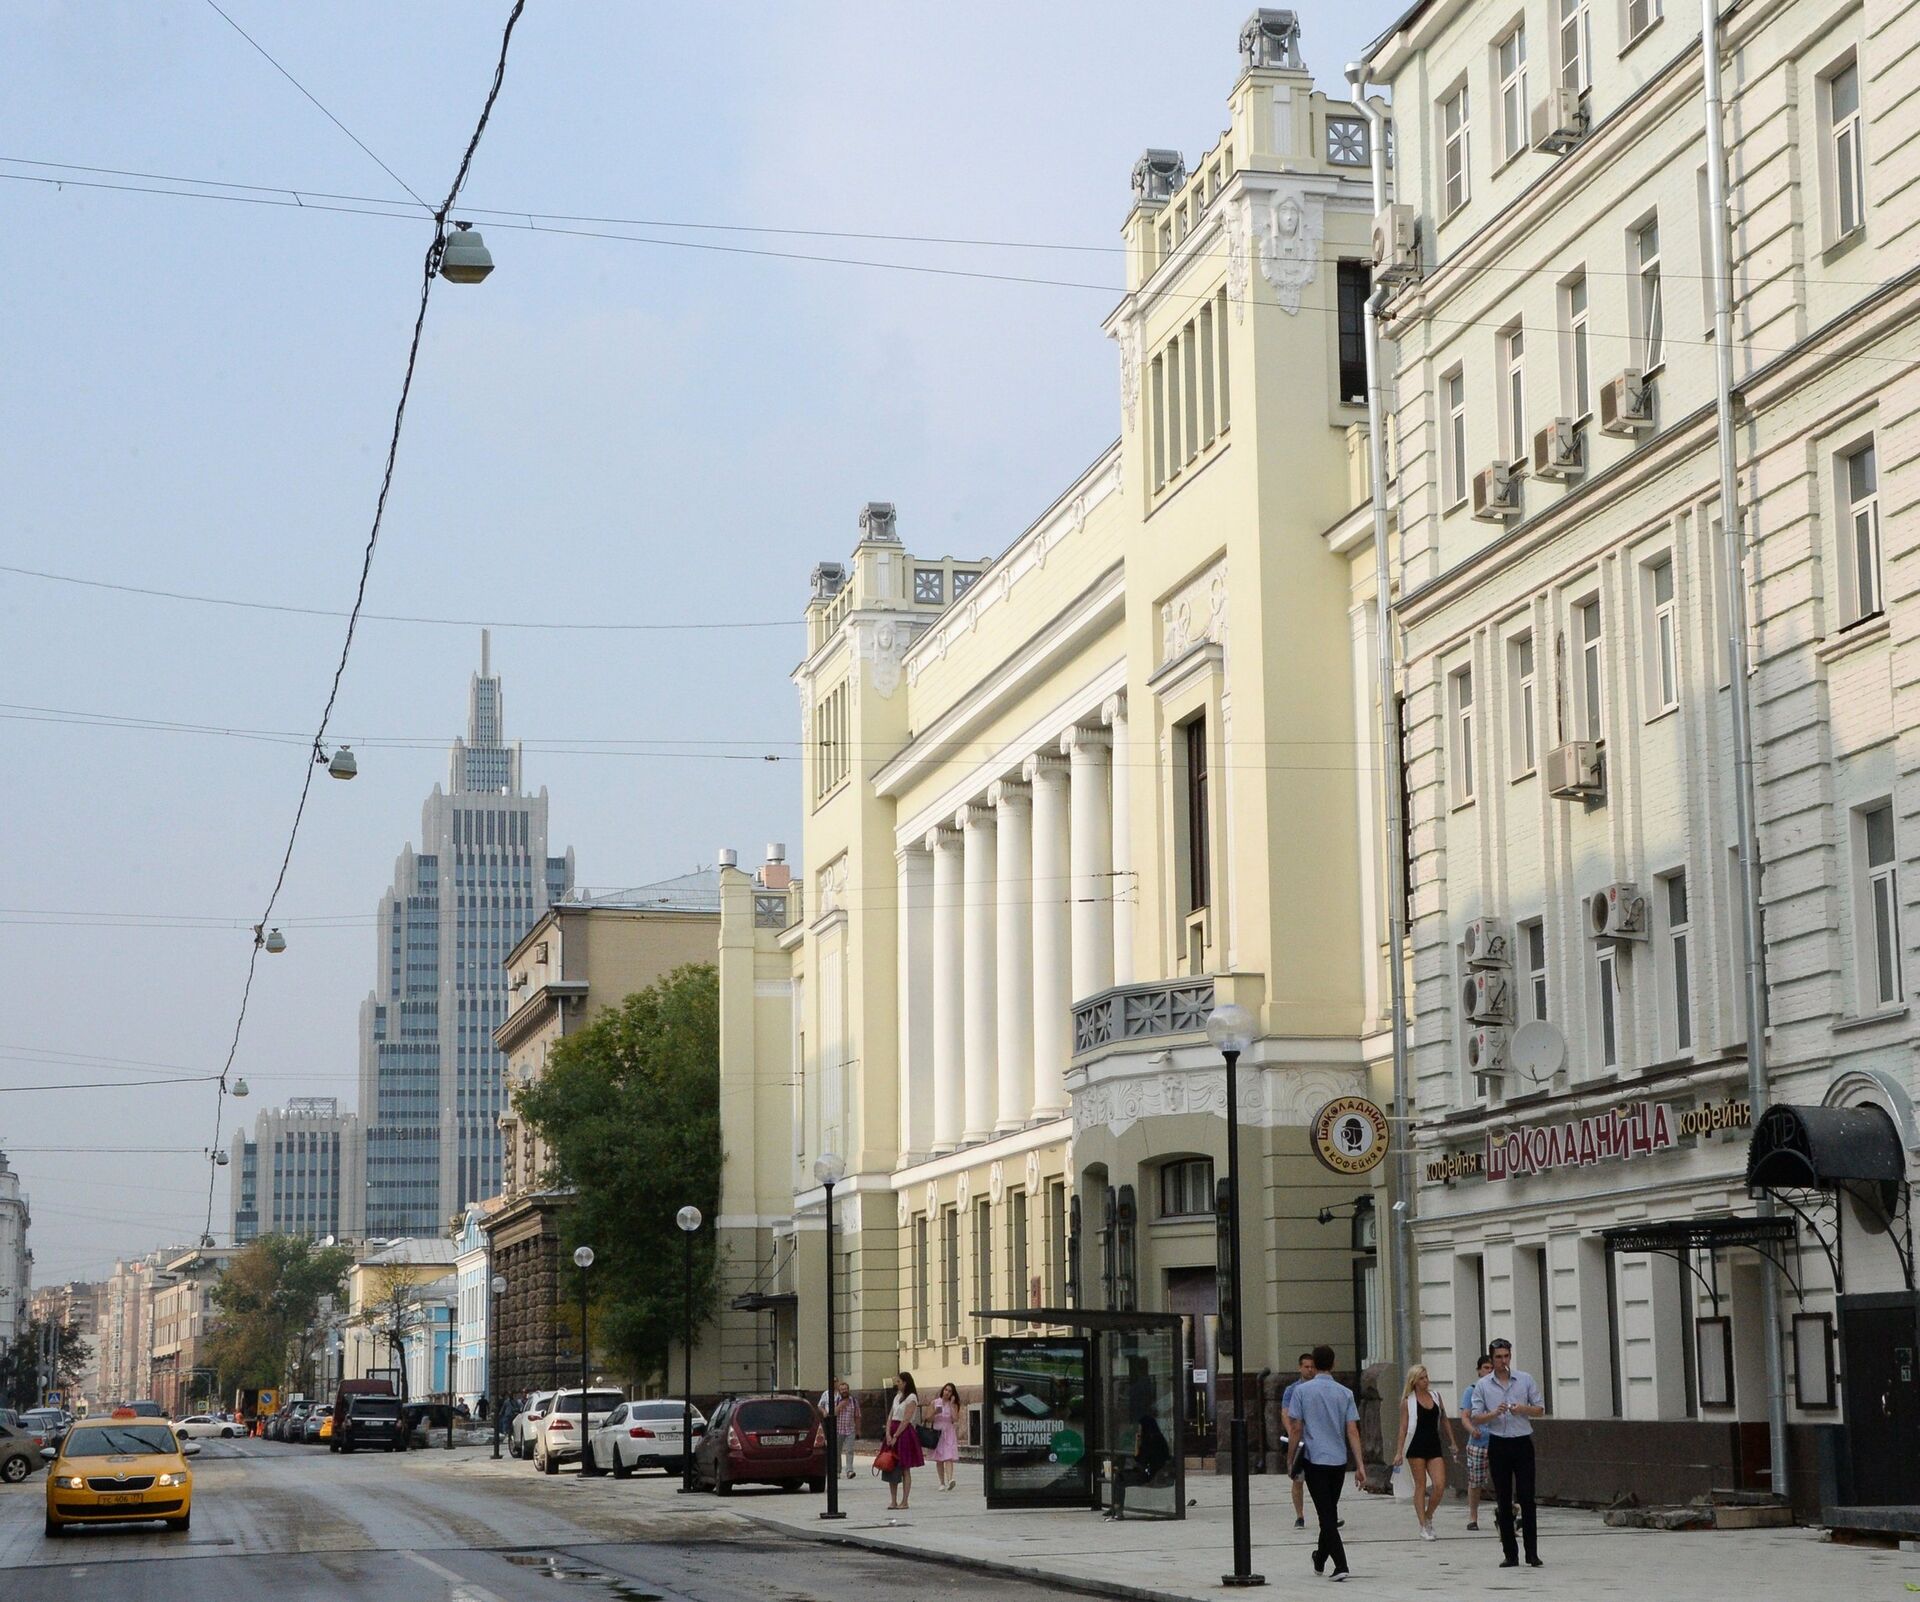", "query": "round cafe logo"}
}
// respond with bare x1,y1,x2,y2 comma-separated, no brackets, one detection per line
1310,1096,1390,1175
